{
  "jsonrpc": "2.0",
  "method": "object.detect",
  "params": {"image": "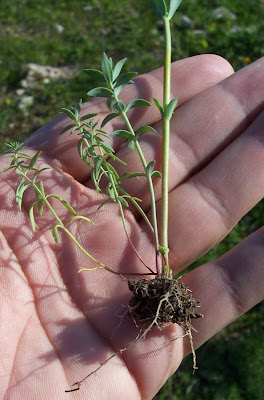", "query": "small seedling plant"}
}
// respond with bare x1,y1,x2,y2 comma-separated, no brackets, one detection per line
1,0,202,393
